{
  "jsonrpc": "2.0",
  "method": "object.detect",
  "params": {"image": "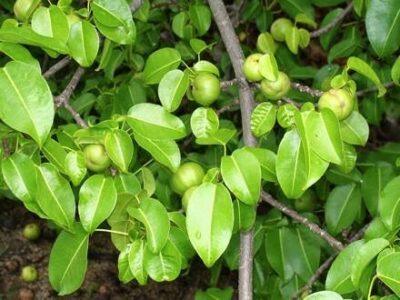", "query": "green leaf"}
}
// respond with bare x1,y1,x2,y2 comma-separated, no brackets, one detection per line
362,163,395,216
259,53,279,81
326,240,365,294
186,183,234,267
92,0,132,27
0,61,54,146
277,0,314,20
31,5,69,44
134,132,180,172
340,111,369,146
2,153,44,217
379,176,400,230
366,0,400,57
244,147,277,182
158,70,189,112
36,164,75,230
128,197,170,253
325,183,361,235
328,28,361,63
78,175,117,233
192,60,219,76
142,48,181,85
190,107,219,138
351,238,389,287
285,26,300,54
195,287,234,300
377,252,400,296
221,148,261,205
233,200,256,232
65,151,87,186
169,226,195,268
128,239,148,285
0,42,40,69
304,291,343,300
391,56,400,86
118,244,135,283
140,167,155,197
127,103,186,140
105,129,134,173
42,138,68,174
346,57,386,97
195,128,236,146
188,4,211,36
306,109,344,165
67,21,99,67
49,223,89,296
144,240,181,281
250,102,277,137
